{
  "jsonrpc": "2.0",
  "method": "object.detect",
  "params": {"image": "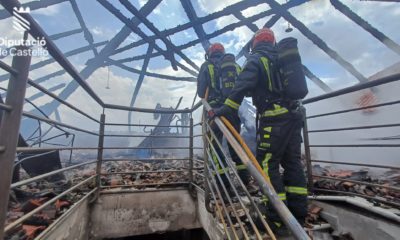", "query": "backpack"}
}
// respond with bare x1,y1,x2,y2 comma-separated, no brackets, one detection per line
208,53,241,99
276,37,308,100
